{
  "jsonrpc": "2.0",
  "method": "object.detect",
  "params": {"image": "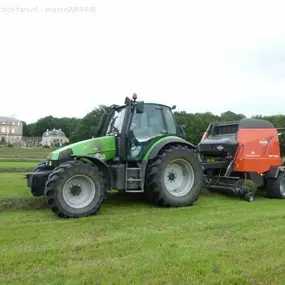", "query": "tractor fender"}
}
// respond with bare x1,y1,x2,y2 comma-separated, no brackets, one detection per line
265,165,285,178
71,154,113,190
145,137,197,161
